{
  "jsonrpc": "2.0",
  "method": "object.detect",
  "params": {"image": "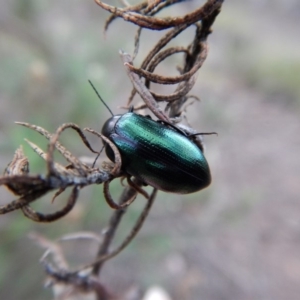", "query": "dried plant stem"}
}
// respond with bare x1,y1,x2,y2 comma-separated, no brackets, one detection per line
0,0,224,295
91,187,157,276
